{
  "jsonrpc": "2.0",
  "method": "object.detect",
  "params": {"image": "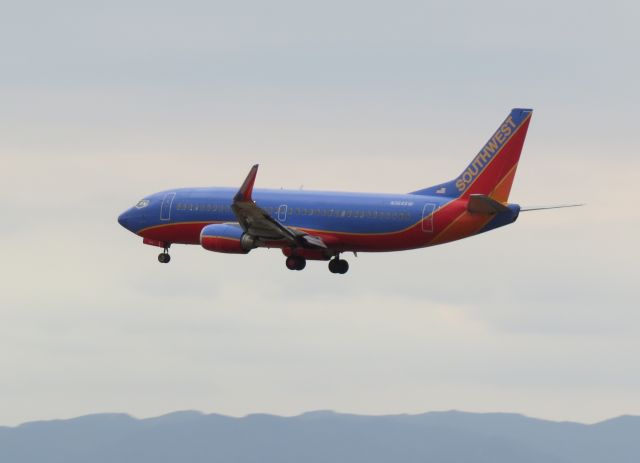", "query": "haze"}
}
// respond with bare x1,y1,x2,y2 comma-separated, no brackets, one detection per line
1,0,638,426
